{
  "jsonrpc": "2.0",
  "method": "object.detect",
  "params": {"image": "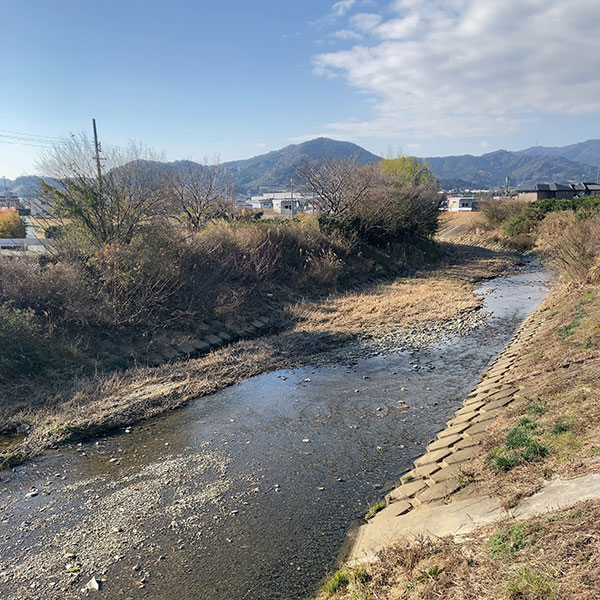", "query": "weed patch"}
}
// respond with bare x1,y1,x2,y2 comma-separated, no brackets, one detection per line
487,423,548,472
526,398,548,416
488,524,529,558
550,418,572,435
557,308,585,340
505,566,557,600
321,566,370,597
364,500,386,521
